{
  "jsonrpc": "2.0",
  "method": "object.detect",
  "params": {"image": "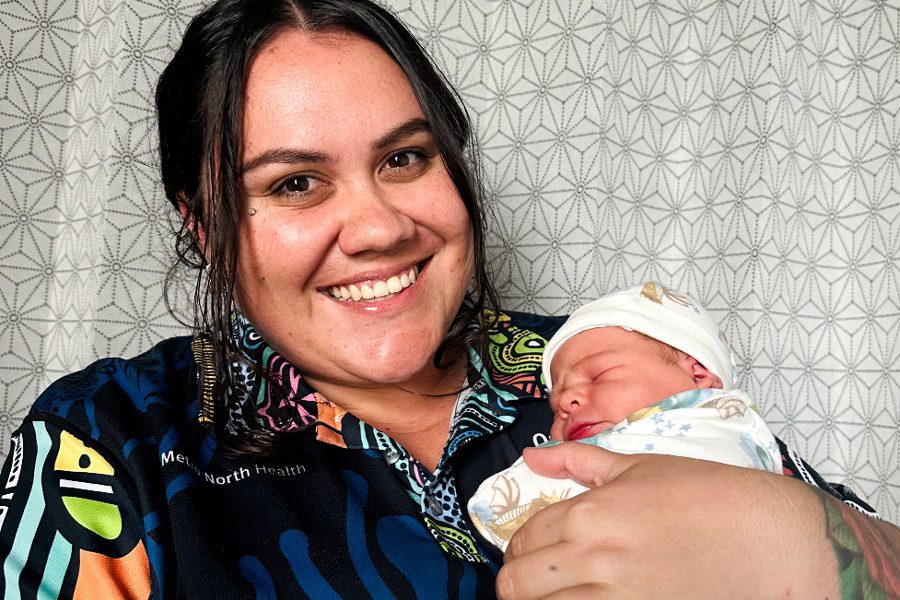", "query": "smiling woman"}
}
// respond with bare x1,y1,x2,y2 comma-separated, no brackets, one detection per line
0,0,898,598
232,32,476,443
159,2,497,463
